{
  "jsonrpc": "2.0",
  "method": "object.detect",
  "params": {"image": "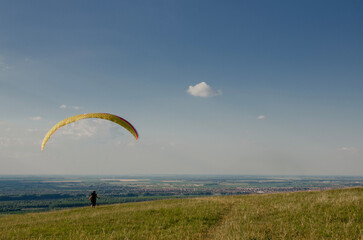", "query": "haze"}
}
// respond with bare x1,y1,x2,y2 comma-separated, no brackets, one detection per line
0,1,362,175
